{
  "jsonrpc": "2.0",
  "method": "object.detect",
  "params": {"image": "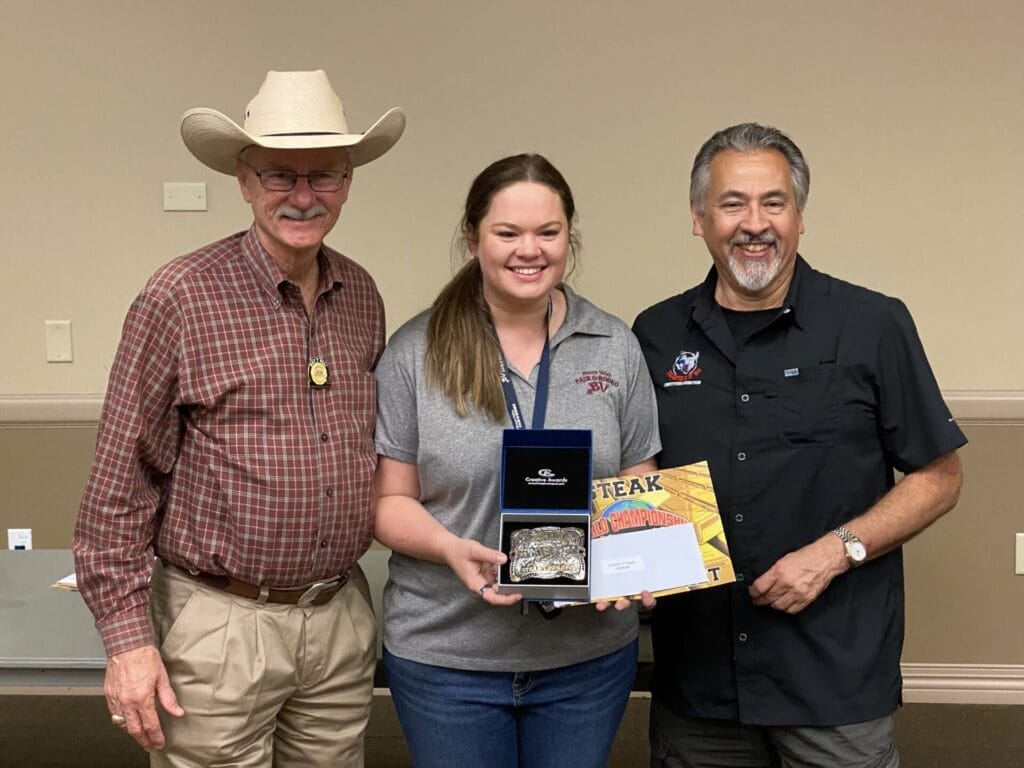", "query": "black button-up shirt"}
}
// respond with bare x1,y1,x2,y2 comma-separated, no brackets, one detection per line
633,256,966,726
